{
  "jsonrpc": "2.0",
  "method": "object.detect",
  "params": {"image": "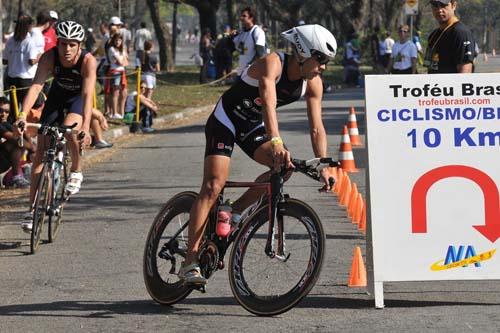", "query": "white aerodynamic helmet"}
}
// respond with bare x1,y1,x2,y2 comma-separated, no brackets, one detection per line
56,21,85,42
281,24,337,62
